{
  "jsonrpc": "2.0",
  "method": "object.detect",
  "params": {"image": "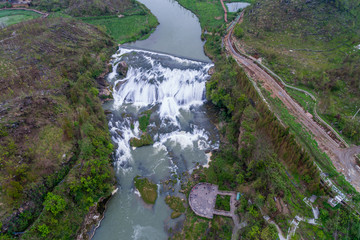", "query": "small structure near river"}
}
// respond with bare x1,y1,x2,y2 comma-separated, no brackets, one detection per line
189,183,246,240
189,183,218,218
